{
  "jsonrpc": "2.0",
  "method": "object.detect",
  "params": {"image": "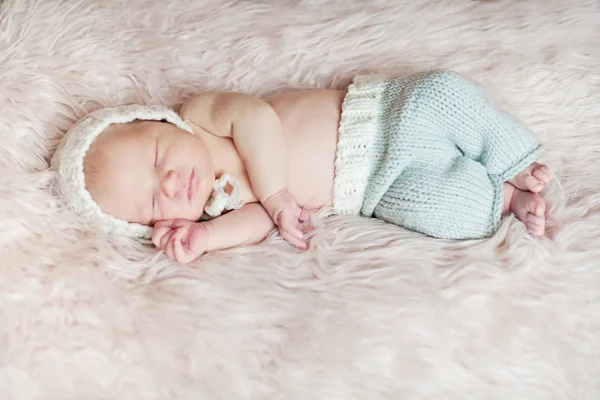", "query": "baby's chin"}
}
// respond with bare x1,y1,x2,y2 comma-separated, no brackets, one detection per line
181,208,207,224
176,205,208,225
